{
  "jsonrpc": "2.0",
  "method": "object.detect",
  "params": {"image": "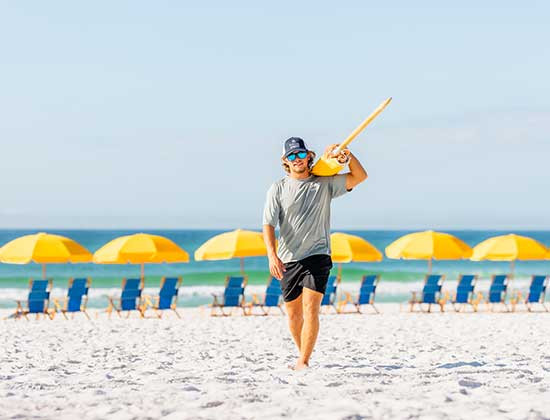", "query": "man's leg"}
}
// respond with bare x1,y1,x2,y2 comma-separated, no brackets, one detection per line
284,294,303,351
295,287,323,370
